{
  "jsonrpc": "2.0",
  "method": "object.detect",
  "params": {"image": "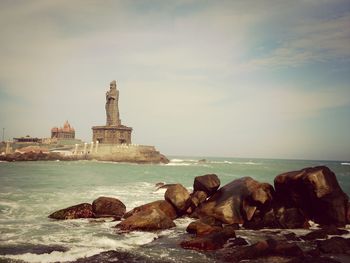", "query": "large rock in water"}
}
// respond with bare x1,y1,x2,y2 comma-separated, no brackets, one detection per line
116,208,175,231
196,177,274,224
92,197,126,219
123,200,177,220
164,184,191,214
181,225,236,250
193,174,220,196
49,203,93,220
274,166,349,226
